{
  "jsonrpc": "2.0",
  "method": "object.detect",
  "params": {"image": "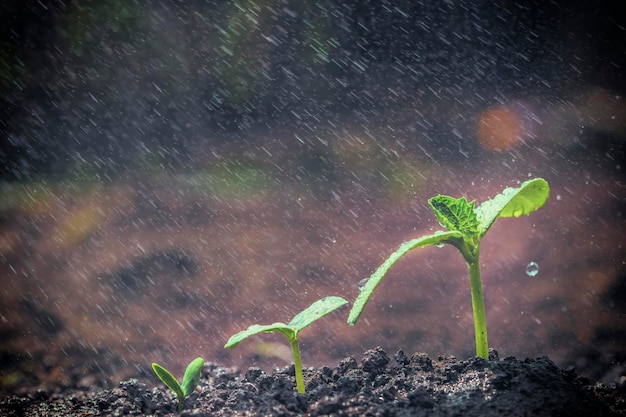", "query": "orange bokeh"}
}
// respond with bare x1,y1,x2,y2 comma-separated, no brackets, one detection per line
476,106,522,152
